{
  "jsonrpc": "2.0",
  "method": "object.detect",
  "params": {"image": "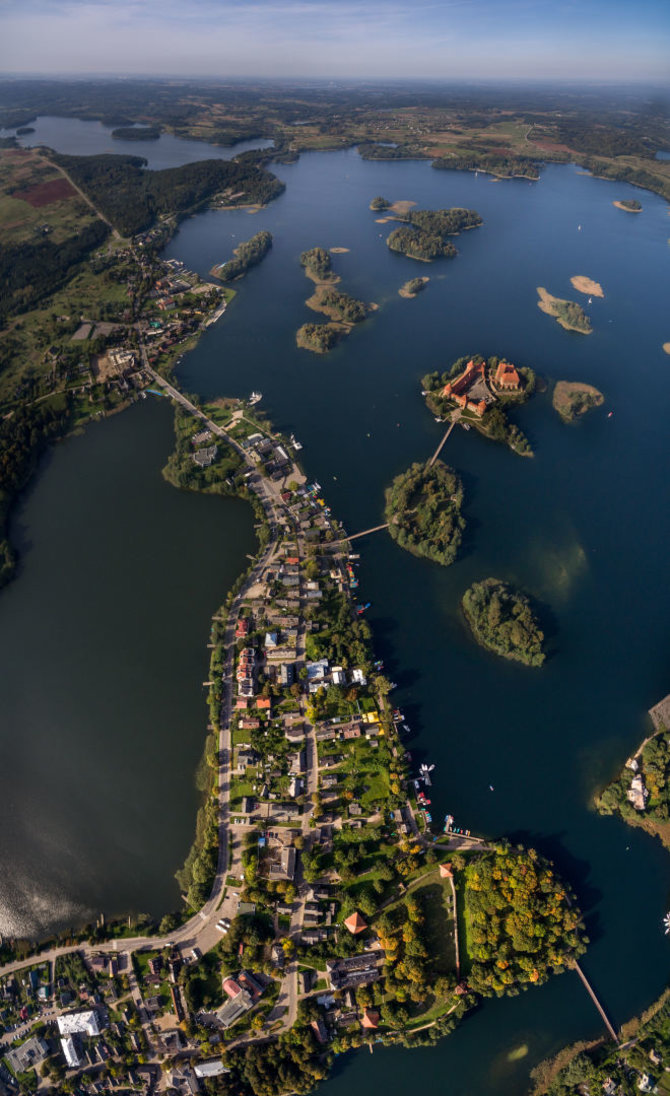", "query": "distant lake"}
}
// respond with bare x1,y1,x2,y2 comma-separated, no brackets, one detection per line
2,121,670,1094
7,114,274,168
